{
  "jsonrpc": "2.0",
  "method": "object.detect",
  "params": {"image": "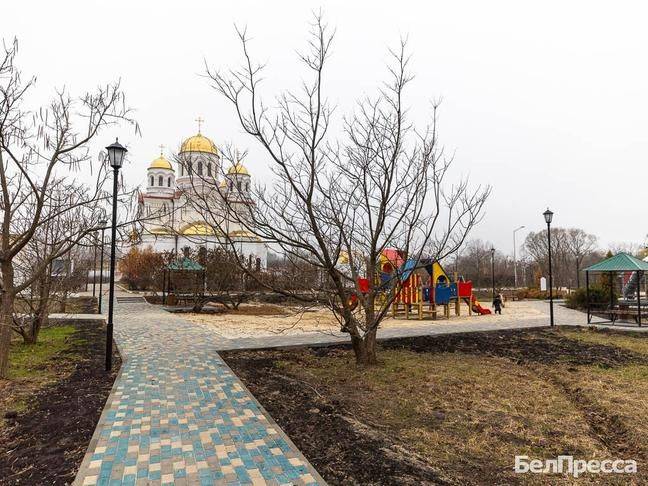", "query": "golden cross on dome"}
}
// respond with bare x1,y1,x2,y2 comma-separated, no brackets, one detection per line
158,144,165,156
195,116,204,134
